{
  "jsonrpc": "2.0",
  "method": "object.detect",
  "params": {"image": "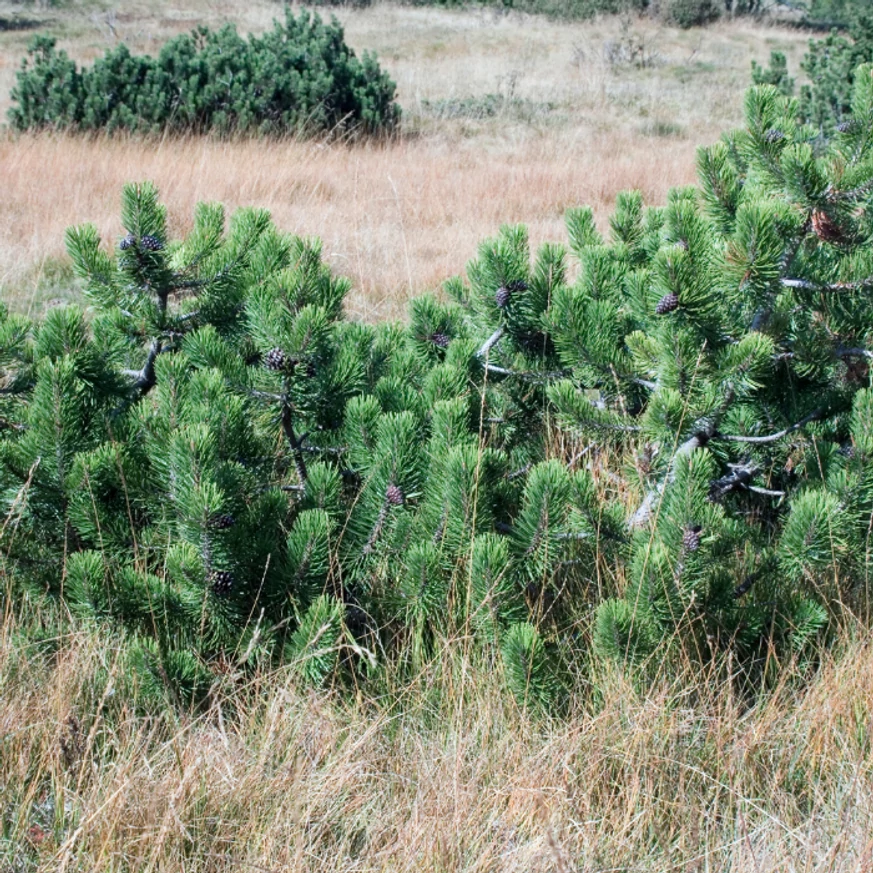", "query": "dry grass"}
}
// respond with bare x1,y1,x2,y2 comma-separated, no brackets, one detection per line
0,2,812,319
0,131,703,321
3,610,873,872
